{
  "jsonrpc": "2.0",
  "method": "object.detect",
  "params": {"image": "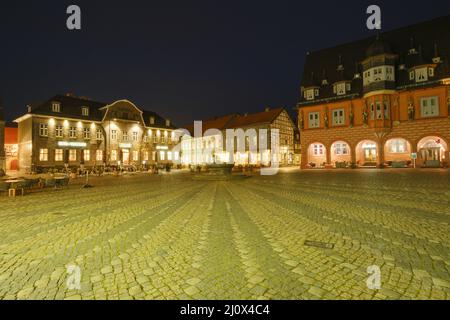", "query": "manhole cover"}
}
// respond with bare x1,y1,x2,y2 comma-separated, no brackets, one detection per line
304,240,334,250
